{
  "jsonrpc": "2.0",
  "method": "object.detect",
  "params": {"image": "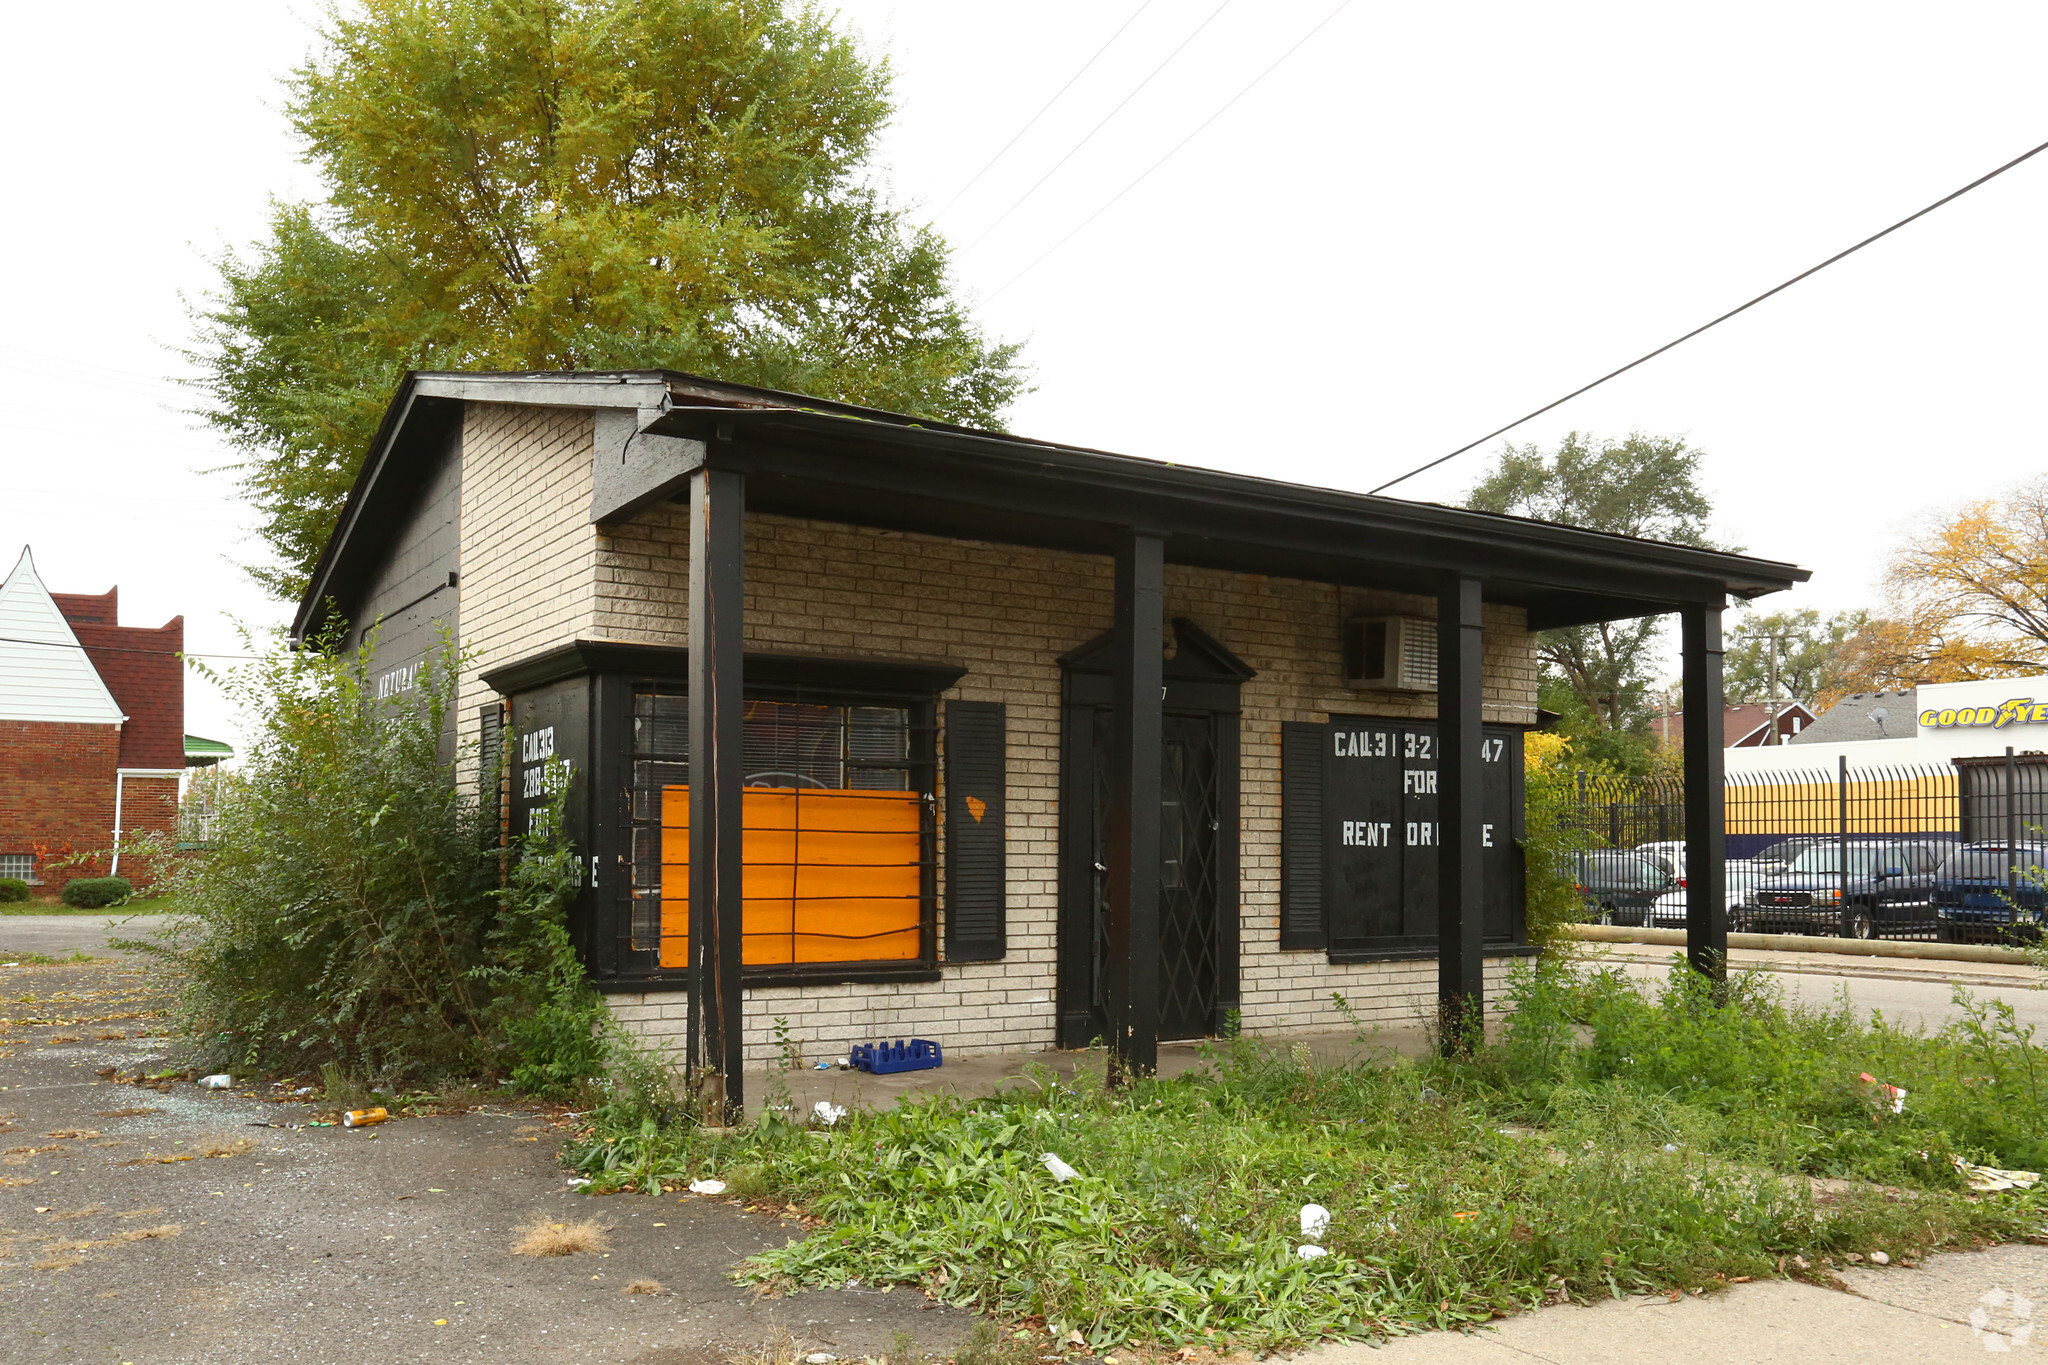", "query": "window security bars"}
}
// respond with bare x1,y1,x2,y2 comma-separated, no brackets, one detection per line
628,687,938,974
1563,753,2048,944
